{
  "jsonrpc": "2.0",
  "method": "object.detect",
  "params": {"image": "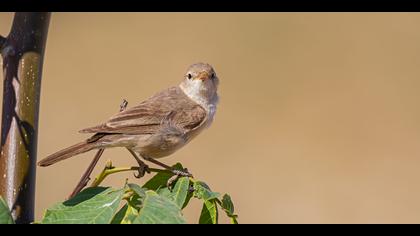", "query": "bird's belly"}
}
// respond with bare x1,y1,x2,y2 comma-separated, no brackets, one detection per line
130,117,209,159
133,132,189,159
